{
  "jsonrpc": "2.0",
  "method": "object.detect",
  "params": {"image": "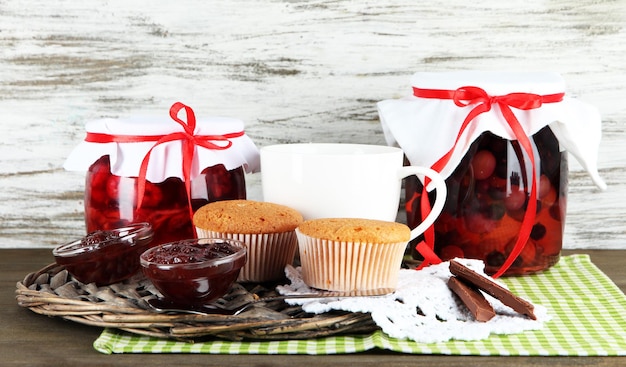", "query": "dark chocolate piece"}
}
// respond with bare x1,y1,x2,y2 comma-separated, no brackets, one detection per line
449,260,536,320
448,276,496,322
